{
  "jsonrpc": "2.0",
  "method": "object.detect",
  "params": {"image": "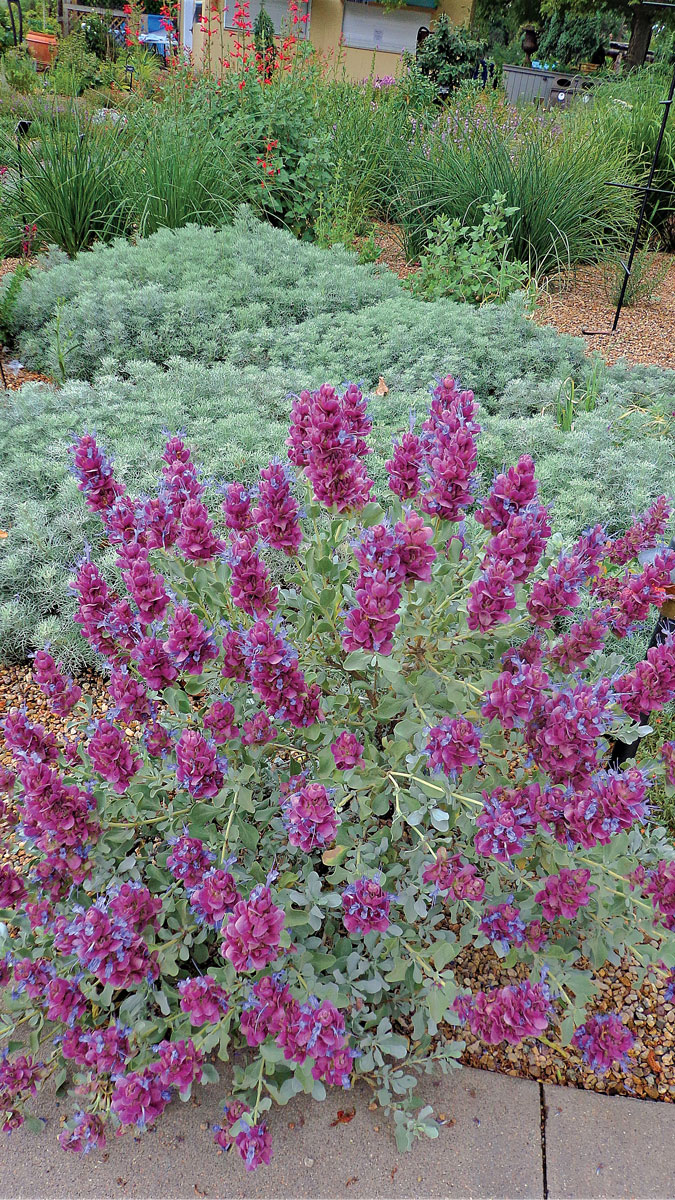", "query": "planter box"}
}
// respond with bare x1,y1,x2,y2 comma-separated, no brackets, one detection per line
503,63,588,105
